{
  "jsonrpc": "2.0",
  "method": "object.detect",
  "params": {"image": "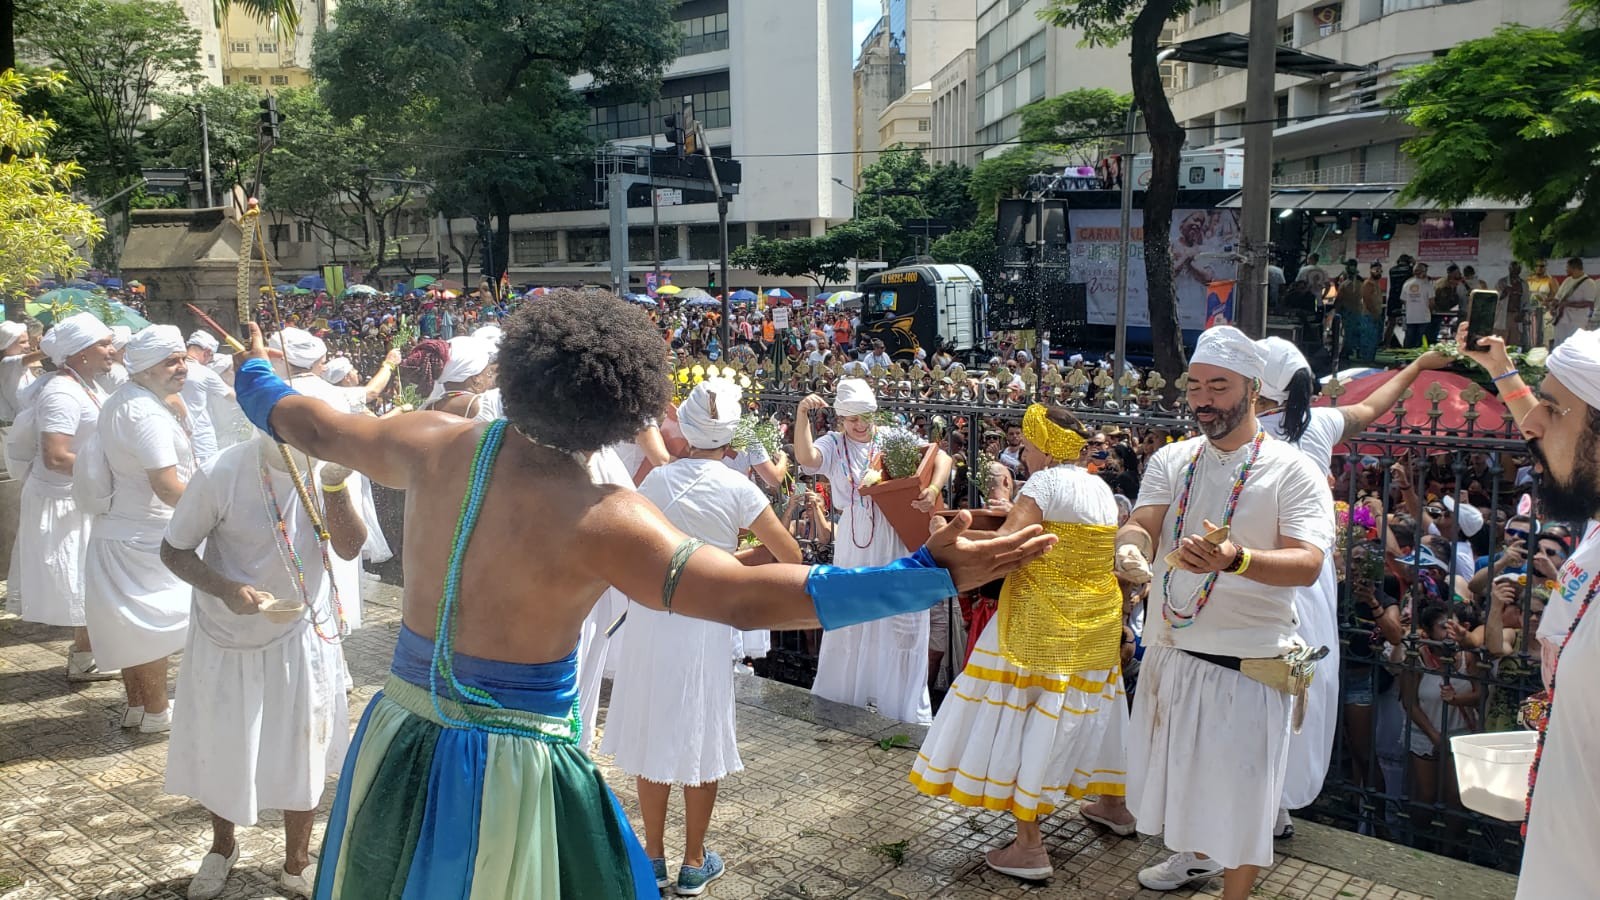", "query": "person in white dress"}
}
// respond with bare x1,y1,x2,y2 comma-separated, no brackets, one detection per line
1252,338,1451,837
0,320,42,424
423,335,497,420
575,442,634,754
793,378,952,725
98,326,131,392
602,378,802,893
1115,327,1333,900
12,313,117,680
912,403,1133,883
180,331,235,465
161,429,366,900
721,439,789,665
83,326,195,733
